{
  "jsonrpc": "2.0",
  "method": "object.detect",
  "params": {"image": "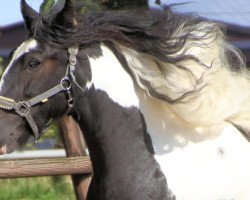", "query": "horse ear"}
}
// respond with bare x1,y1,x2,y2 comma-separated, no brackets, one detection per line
55,0,77,27
21,0,39,33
